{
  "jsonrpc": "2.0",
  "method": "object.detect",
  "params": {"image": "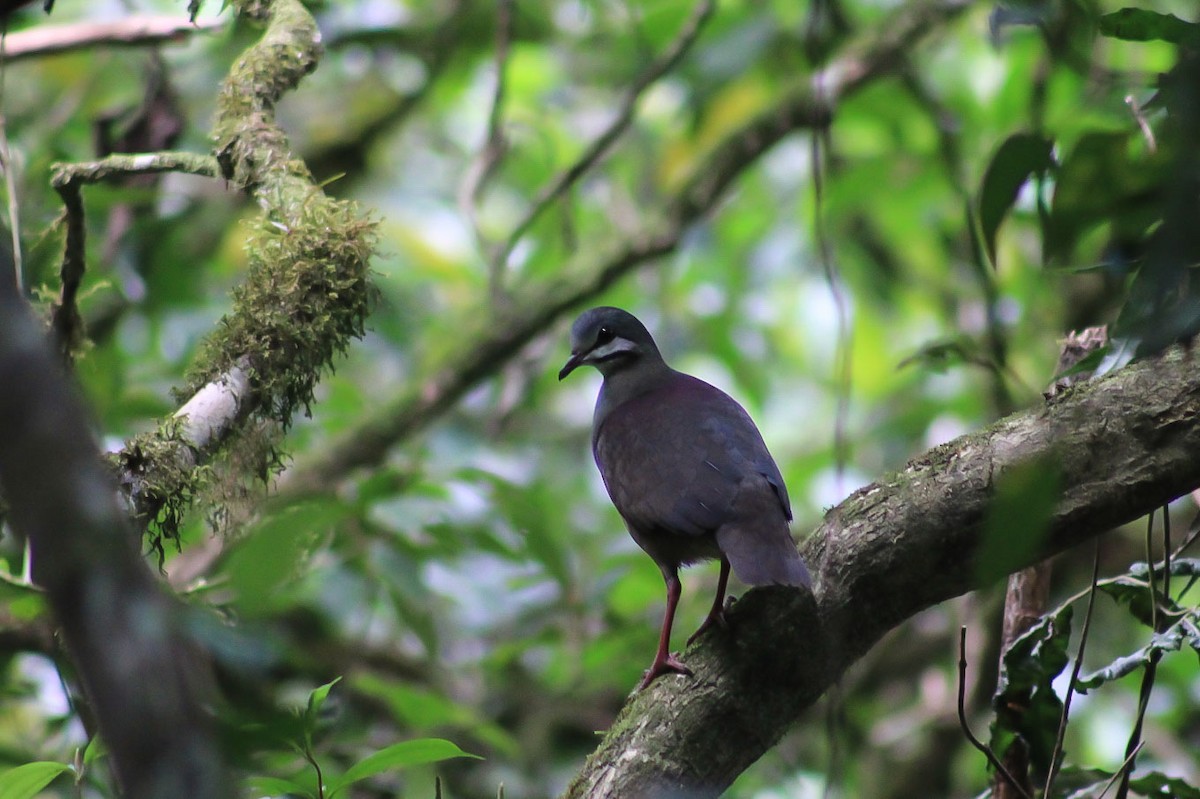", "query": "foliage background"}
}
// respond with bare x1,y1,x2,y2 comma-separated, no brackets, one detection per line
0,0,1196,797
